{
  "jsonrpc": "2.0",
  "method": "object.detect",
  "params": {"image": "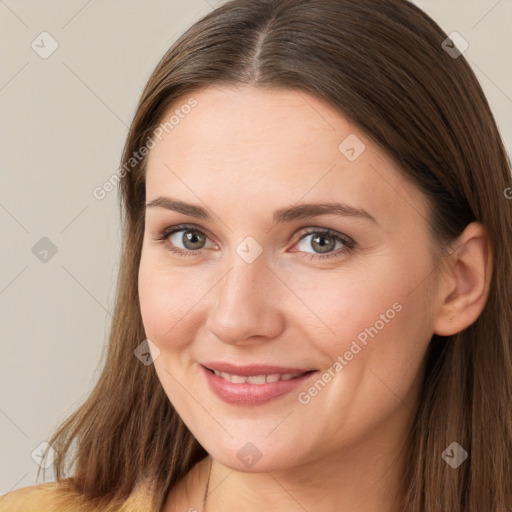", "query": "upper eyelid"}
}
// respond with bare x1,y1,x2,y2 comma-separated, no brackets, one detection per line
163,224,216,245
